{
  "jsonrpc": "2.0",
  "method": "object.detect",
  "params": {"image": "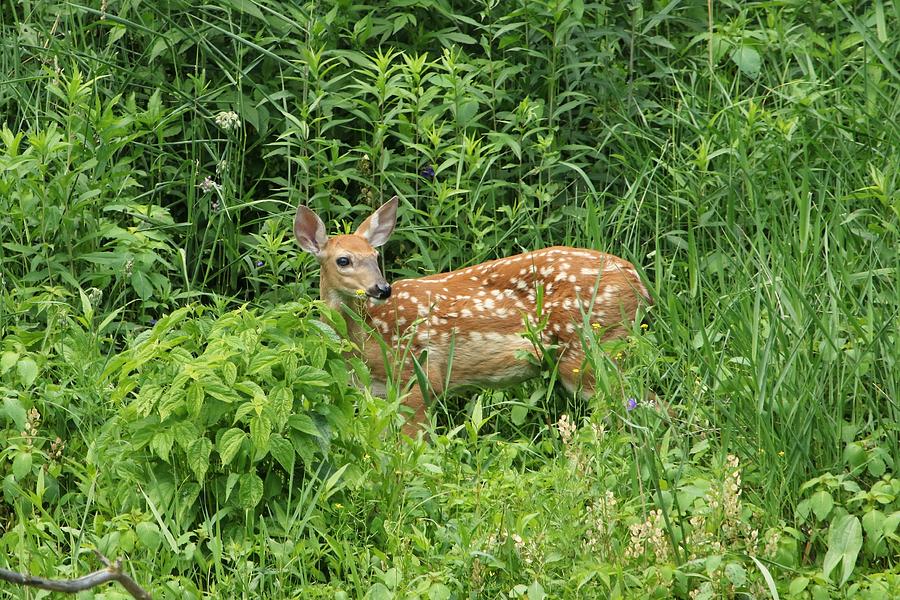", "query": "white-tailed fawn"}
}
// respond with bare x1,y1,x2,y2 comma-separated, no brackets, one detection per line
294,196,652,435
